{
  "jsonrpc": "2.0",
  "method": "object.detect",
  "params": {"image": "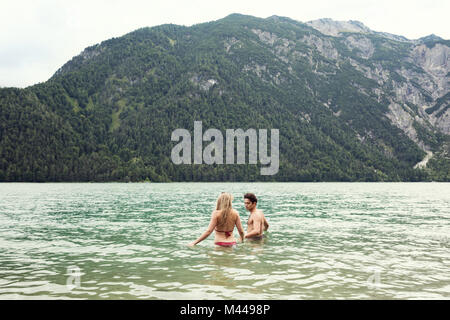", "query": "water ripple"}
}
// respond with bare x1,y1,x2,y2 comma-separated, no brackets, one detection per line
0,182,449,299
